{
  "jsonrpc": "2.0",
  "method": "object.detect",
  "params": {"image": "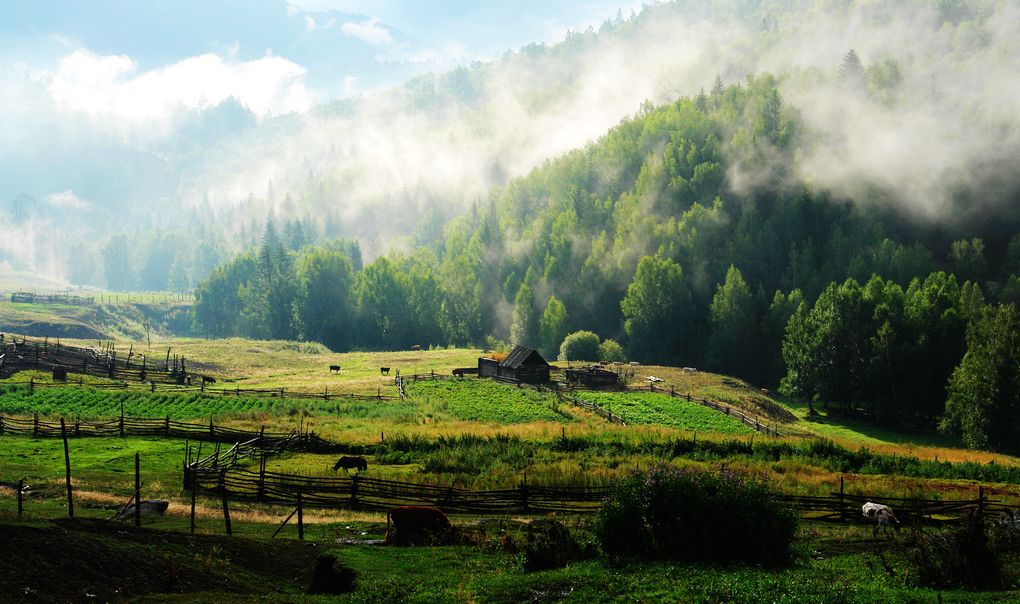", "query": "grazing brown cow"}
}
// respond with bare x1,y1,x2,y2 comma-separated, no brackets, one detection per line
333,456,368,473
385,506,451,545
380,367,390,376
329,365,341,373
